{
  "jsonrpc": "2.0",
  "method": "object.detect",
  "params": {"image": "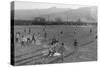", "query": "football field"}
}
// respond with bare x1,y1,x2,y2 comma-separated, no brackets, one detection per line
14,25,97,66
